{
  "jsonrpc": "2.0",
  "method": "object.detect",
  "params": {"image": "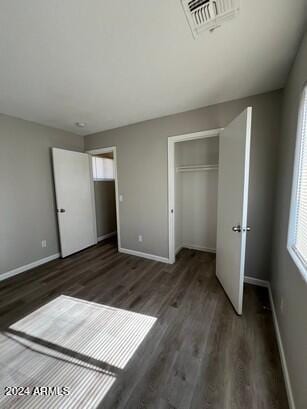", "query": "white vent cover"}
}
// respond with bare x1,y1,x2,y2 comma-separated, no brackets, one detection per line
181,0,240,38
